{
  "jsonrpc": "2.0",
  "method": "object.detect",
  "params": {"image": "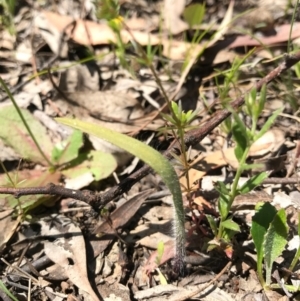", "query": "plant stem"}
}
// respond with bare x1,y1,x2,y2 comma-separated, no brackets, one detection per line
217,145,250,238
